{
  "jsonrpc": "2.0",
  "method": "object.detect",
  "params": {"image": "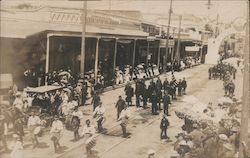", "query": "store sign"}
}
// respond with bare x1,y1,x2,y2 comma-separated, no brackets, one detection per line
185,46,200,52
147,36,156,41
49,11,140,30
159,39,175,47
